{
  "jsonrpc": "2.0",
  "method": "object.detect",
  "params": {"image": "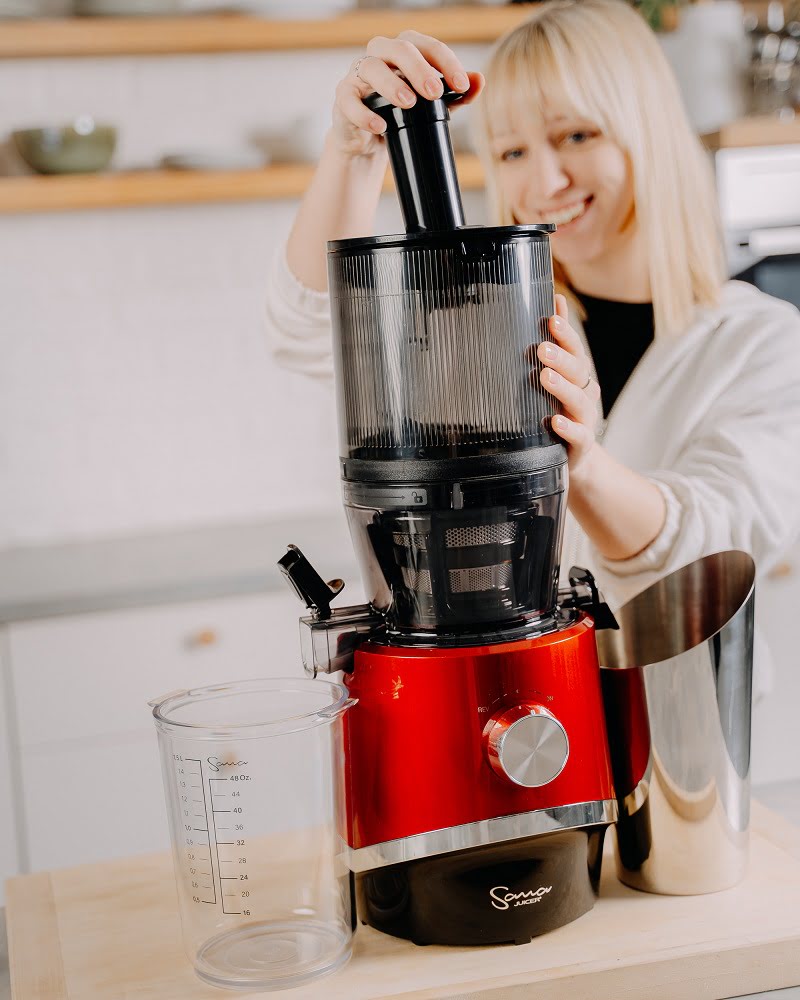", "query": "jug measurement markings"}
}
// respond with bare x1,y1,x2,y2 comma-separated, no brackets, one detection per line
183,758,217,905
169,751,254,916
207,769,250,915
